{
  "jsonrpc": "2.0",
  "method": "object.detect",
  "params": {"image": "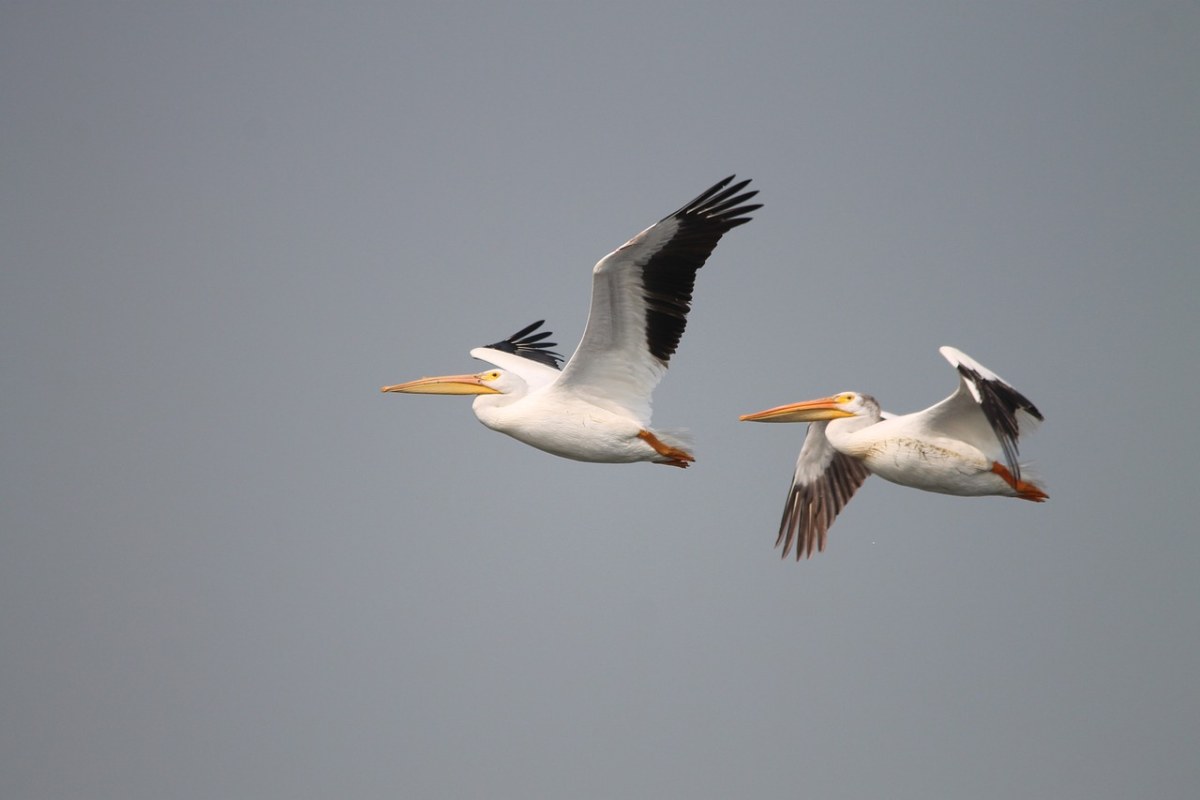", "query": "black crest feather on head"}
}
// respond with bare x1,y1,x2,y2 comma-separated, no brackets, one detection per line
481,320,564,369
